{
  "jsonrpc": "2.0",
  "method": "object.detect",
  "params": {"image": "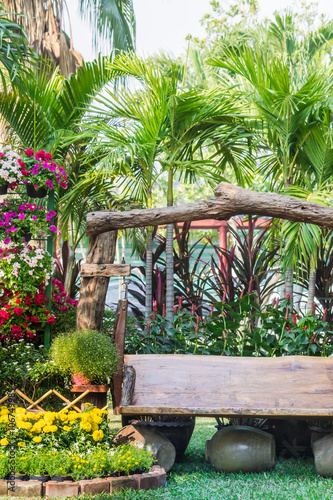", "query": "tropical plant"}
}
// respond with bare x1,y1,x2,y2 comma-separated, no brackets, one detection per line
0,3,34,87
209,14,333,309
204,216,280,305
